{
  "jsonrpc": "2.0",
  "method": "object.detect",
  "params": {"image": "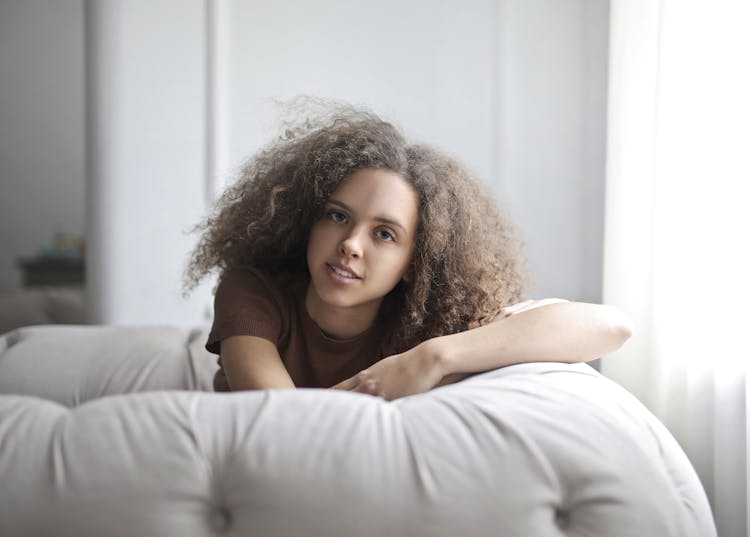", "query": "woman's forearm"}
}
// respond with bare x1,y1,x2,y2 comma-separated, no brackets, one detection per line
428,302,633,378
